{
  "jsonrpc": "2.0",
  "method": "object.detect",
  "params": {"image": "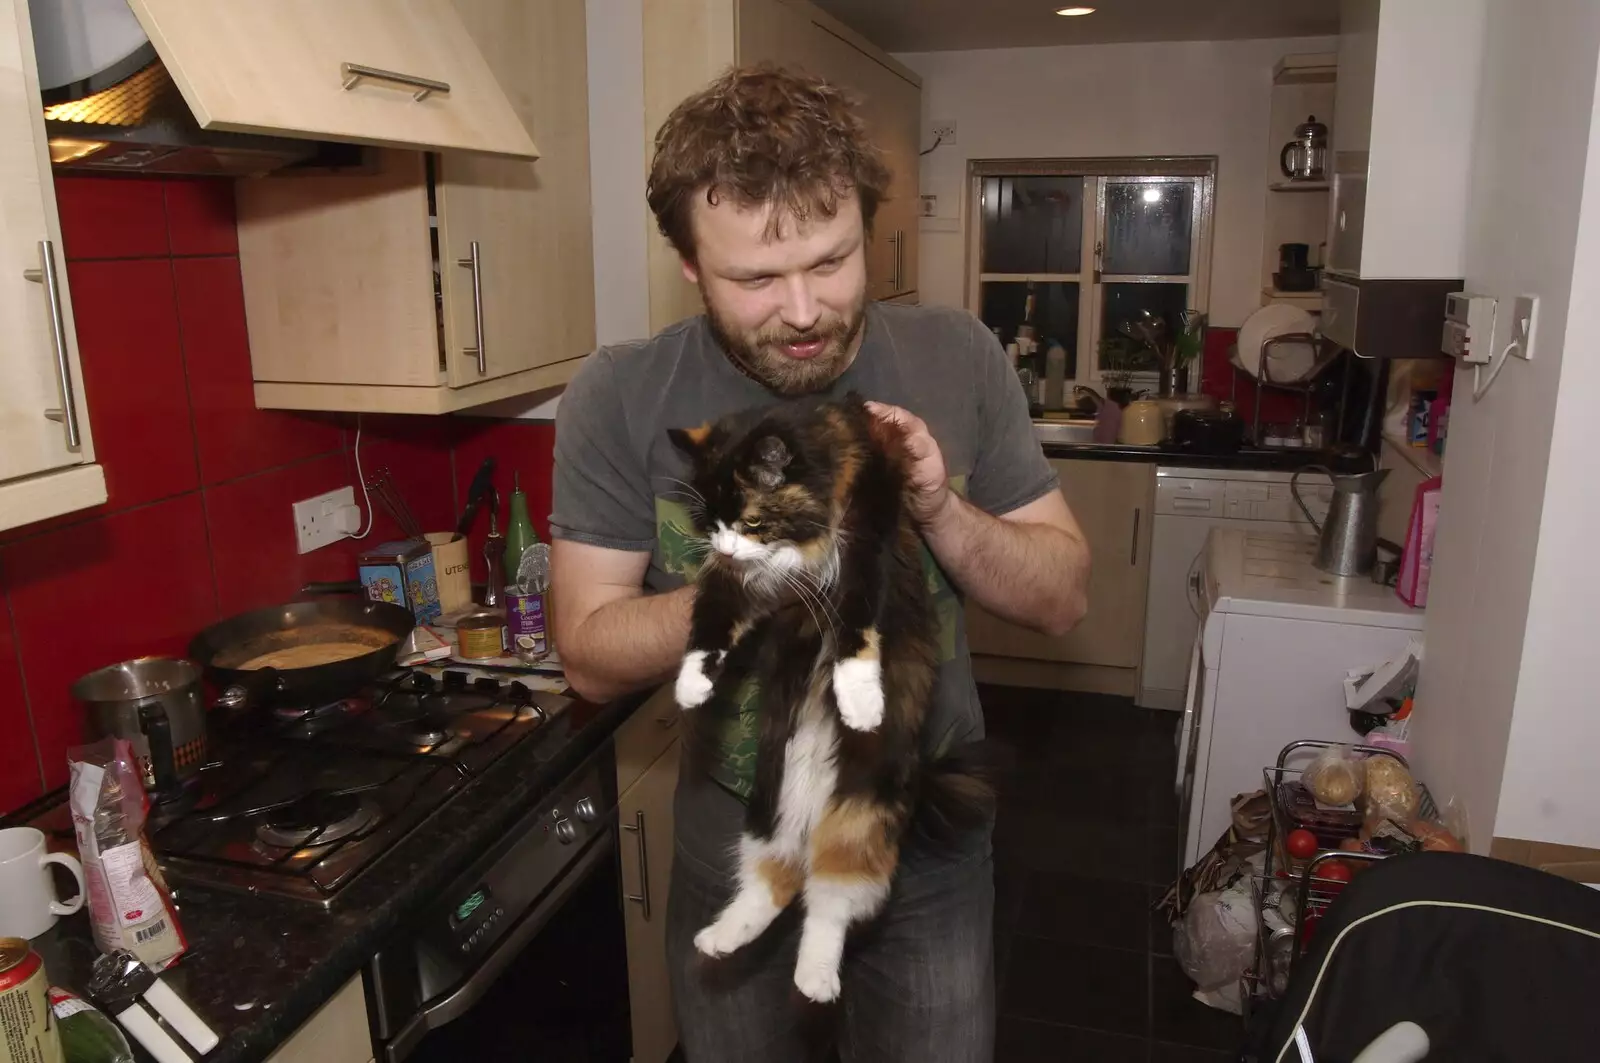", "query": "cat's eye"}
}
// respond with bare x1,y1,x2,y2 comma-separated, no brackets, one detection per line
742,518,763,531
